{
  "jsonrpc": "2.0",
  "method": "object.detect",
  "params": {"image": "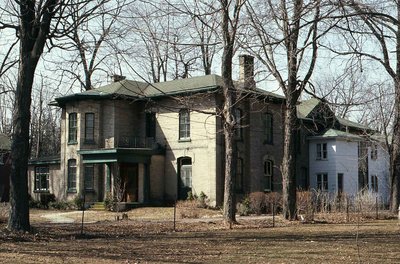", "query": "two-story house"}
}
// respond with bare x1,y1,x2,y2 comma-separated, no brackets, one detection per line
28,55,286,207
297,98,390,202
